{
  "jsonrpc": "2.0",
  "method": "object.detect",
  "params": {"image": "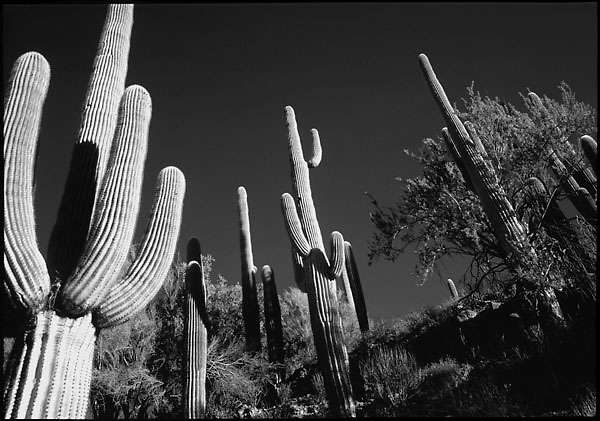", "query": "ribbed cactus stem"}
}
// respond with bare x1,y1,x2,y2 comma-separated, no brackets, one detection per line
2,312,95,419
581,135,598,176
184,239,208,419
237,186,261,352
419,53,535,271
261,266,284,365
447,279,459,299
343,241,369,332
4,51,51,312
95,167,186,328
304,249,356,417
281,192,356,416
441,128,474,192
3,5,186,418
48,4,134,282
